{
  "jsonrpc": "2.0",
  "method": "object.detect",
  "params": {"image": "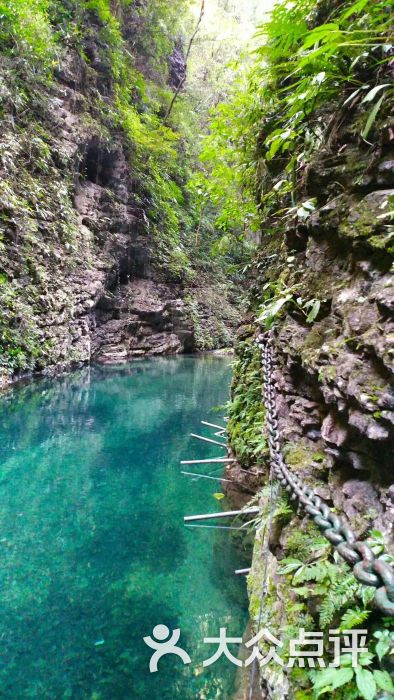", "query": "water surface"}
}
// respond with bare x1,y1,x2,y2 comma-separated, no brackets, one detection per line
0,356,249,699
